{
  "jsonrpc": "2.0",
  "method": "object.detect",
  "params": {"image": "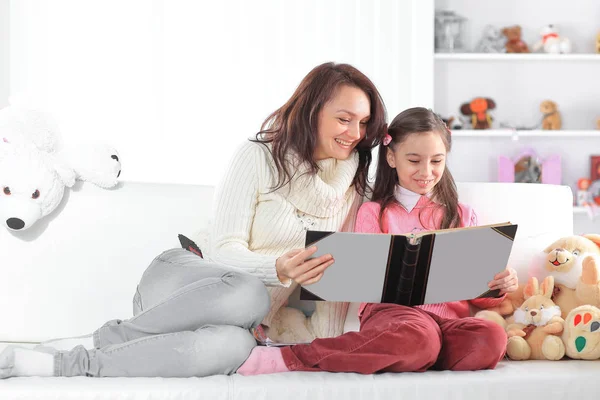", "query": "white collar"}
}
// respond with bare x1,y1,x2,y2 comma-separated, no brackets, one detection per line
394,185,434,213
